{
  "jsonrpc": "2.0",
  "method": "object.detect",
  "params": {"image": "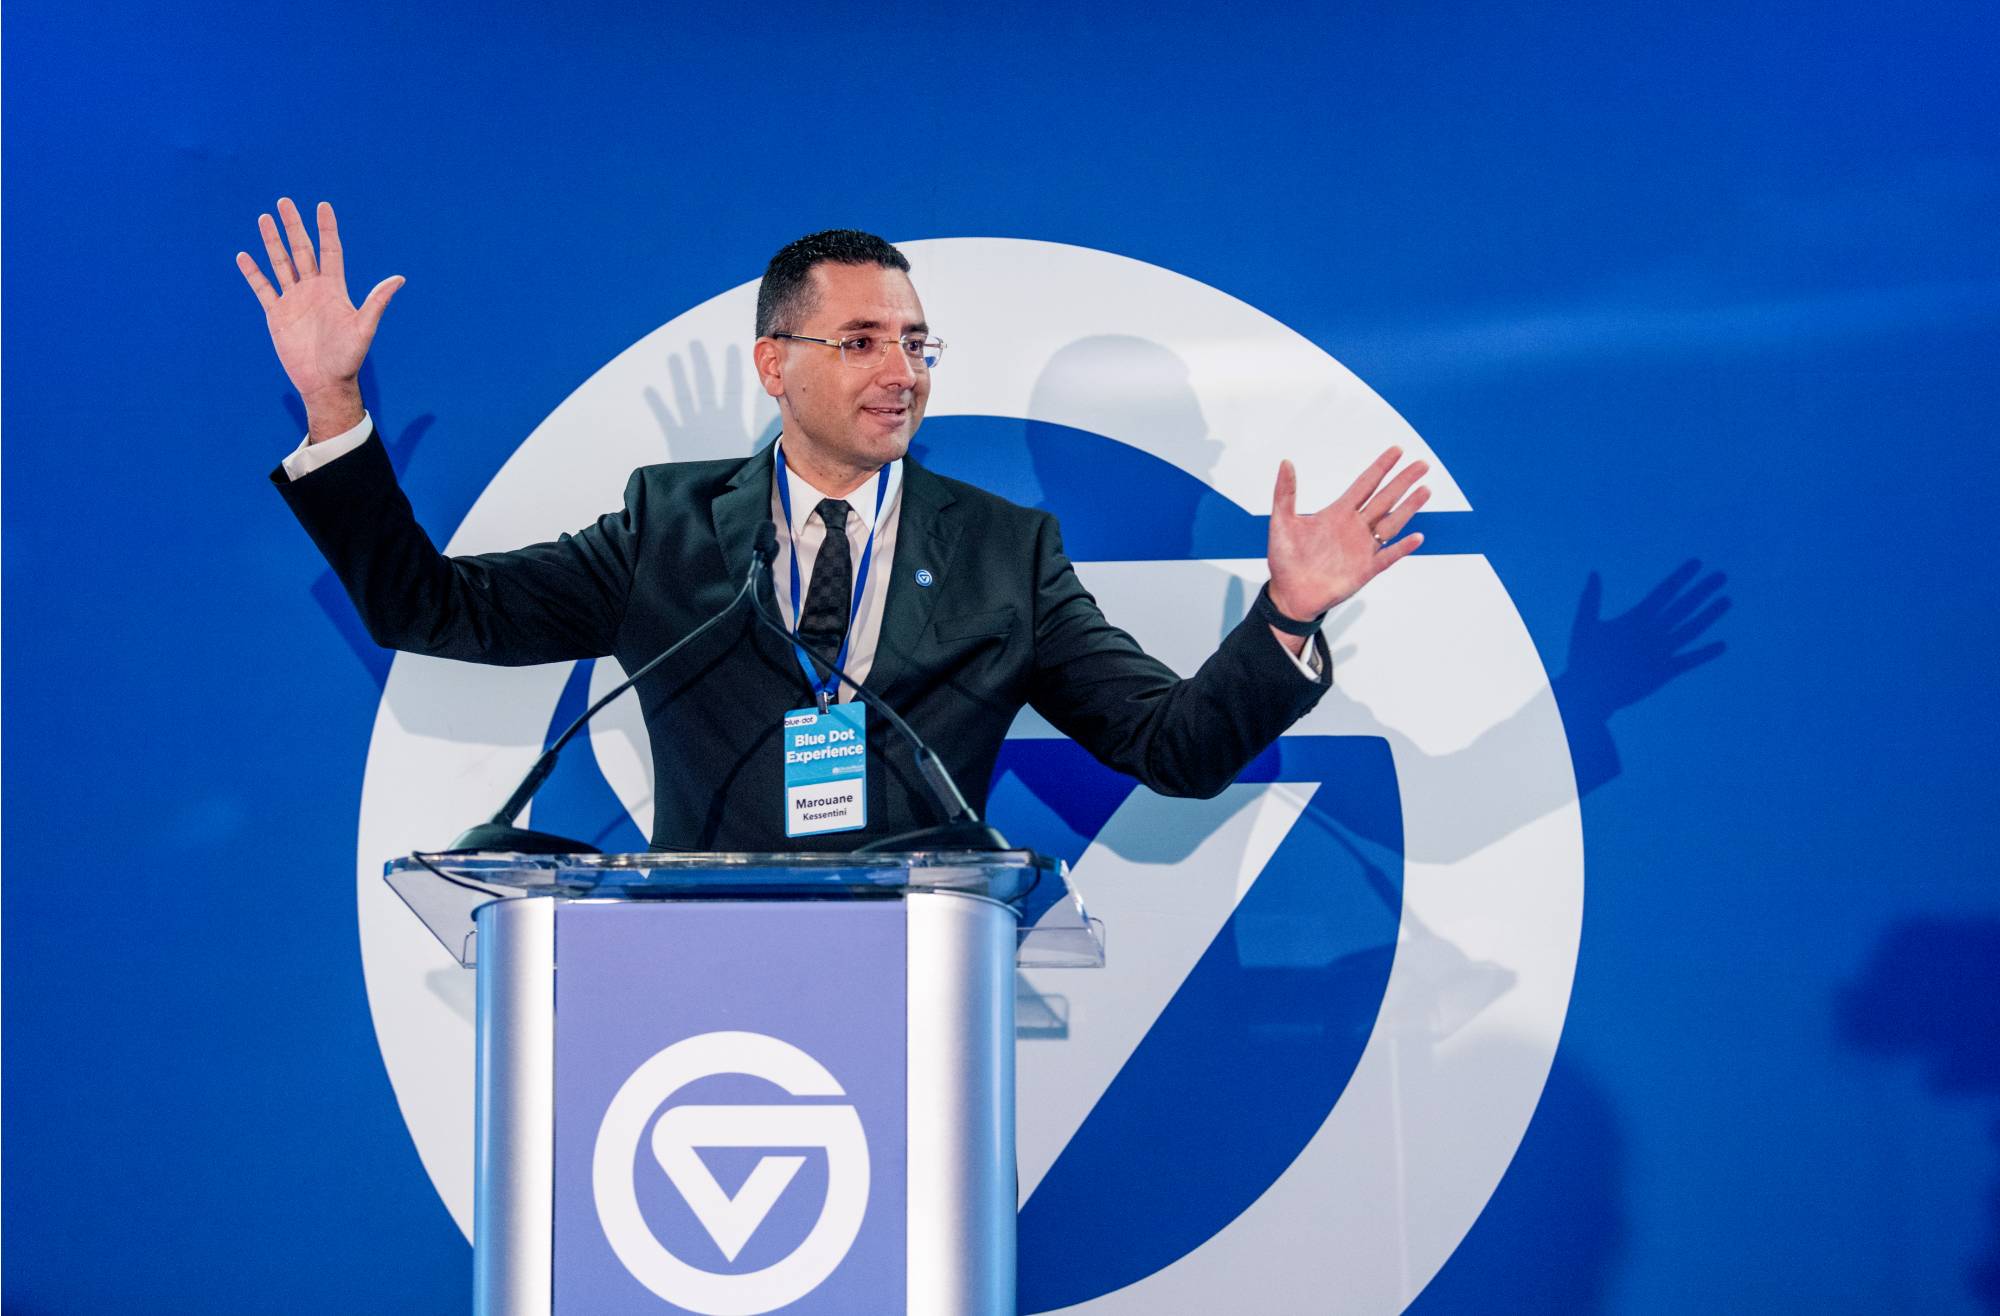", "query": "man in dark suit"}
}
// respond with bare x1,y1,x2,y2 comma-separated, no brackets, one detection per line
240,200,1431,850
